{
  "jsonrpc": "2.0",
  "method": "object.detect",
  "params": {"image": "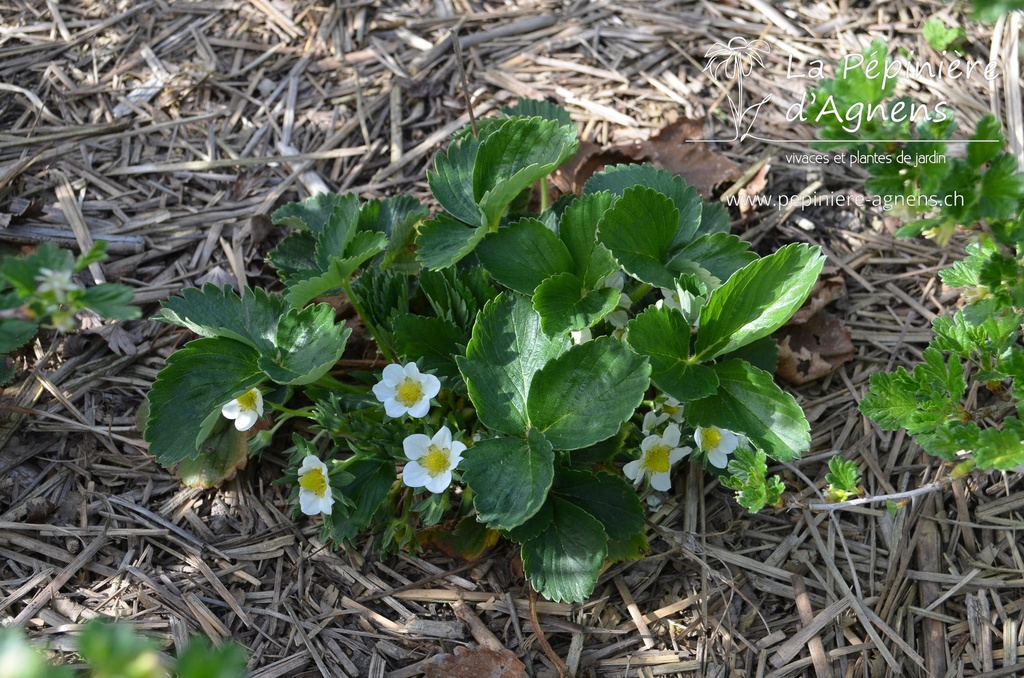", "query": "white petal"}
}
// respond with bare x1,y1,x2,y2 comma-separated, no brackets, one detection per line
662,424,680,447
420,373,441,399
402,462,430,488
694,427,706,450
314,493,335,515
372,382,397,402
642,412,659,433
424,471,452,494
383,398,408,418
403,434,431,460
299,456,326,475
449,440,467,459
432,427,453,449
669,447,692,464
623,459,643,482
299,490,320,515
719,430,740,454
640,434,660,452
404,362,422,379
649,471,672,492
708,450,729,468
234,410,258,431
406,398,431,418
222,400,241,419
381,364,406,386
